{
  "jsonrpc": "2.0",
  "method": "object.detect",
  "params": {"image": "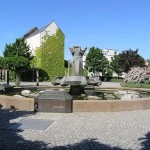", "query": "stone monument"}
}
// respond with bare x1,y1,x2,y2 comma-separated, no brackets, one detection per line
60,46,87,87
53,46,101,95
70,46,87,76
34,90,72,113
